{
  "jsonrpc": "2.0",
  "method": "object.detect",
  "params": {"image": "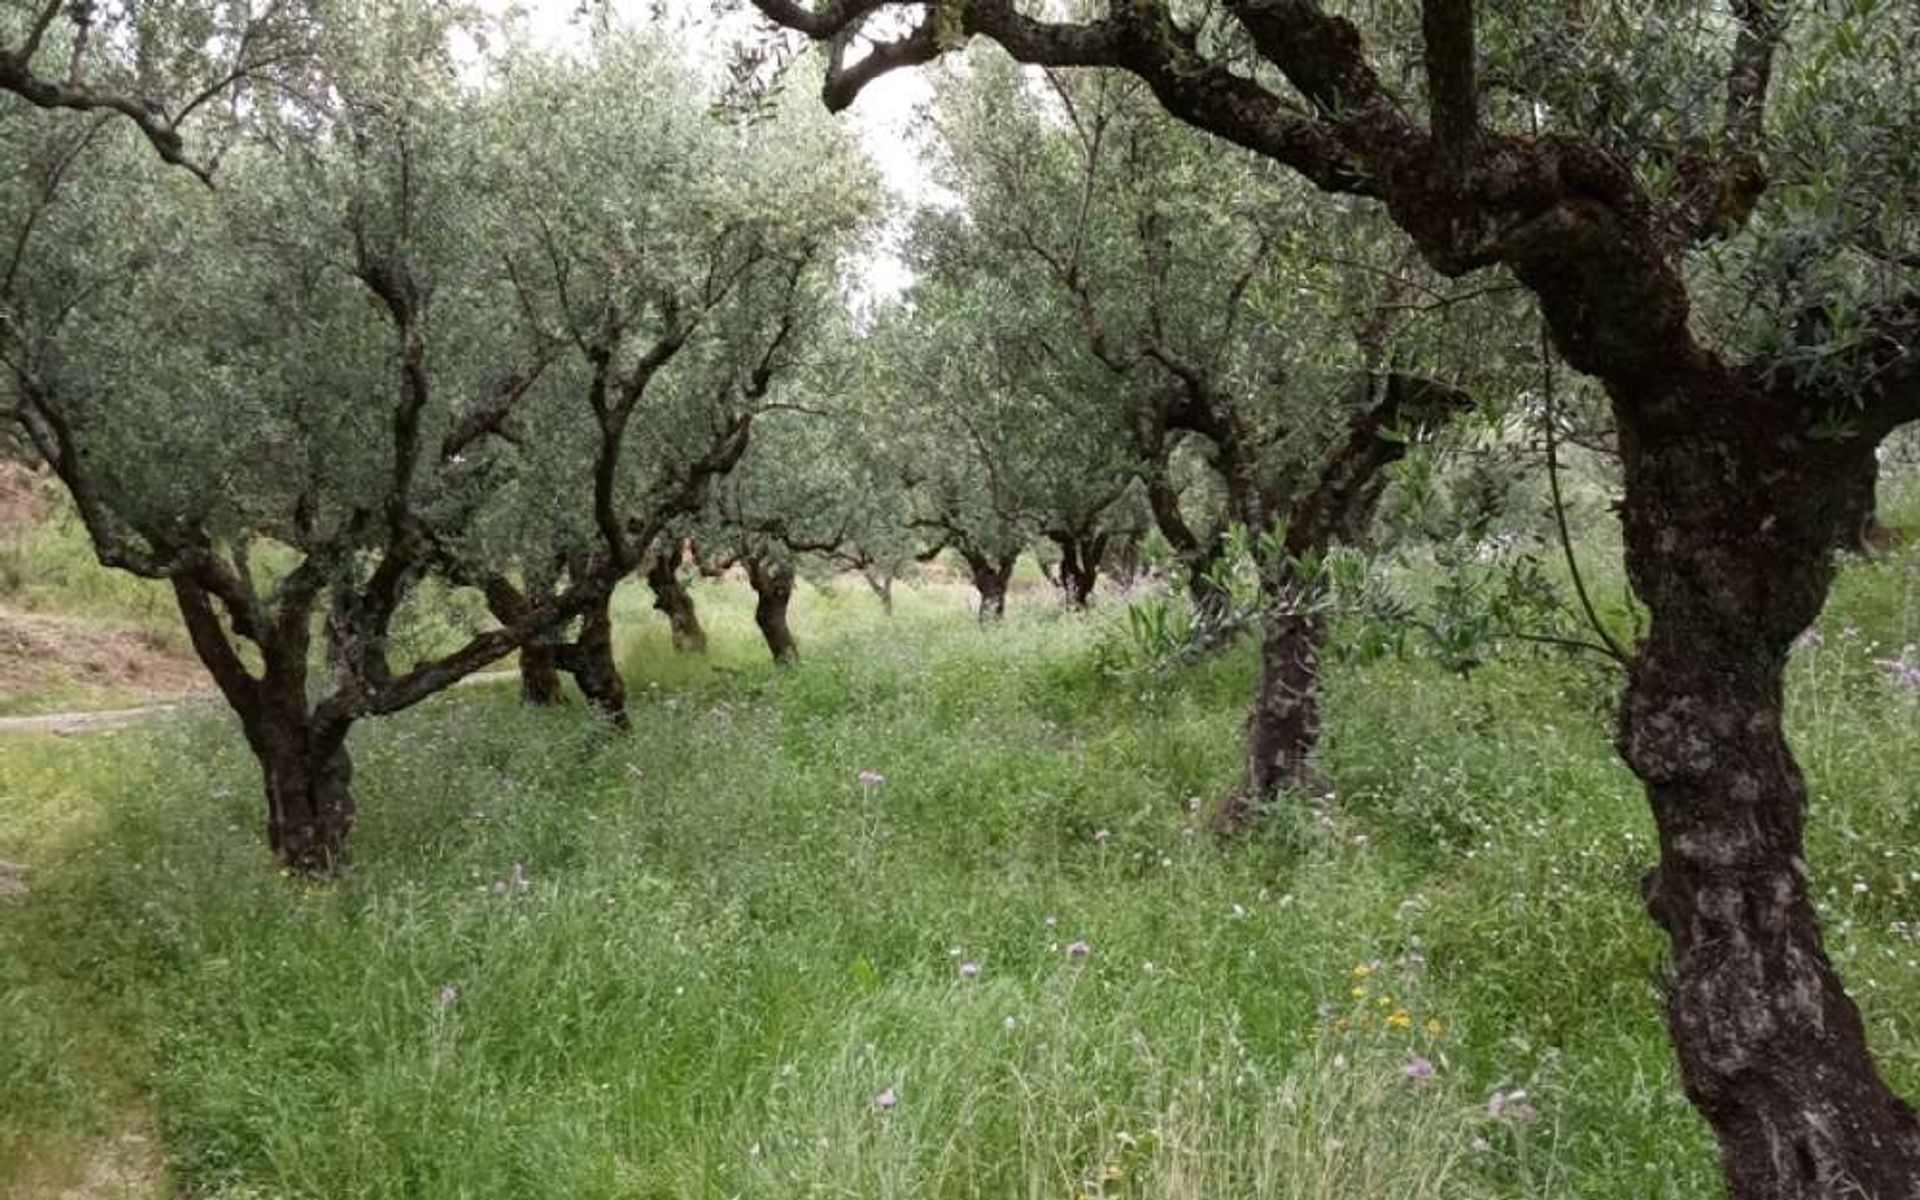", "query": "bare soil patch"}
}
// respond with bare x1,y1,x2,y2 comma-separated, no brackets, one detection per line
0,465,52,540
0,607,208,715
